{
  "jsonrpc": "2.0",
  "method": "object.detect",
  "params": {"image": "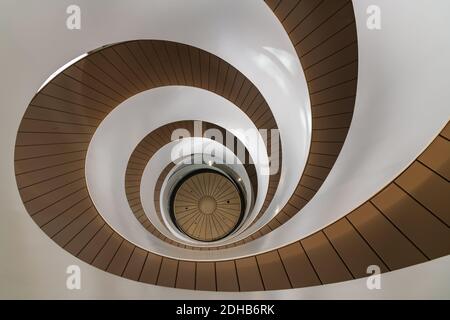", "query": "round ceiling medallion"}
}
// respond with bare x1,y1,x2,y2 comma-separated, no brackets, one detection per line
171,171,244,242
